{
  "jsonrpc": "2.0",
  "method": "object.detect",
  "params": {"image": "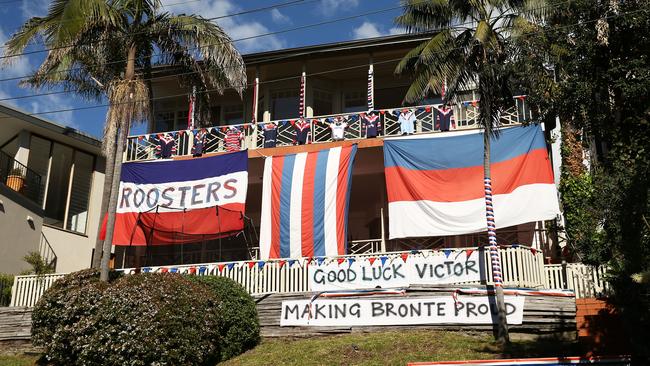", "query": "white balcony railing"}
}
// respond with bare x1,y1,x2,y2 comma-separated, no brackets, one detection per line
125,97,530,162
